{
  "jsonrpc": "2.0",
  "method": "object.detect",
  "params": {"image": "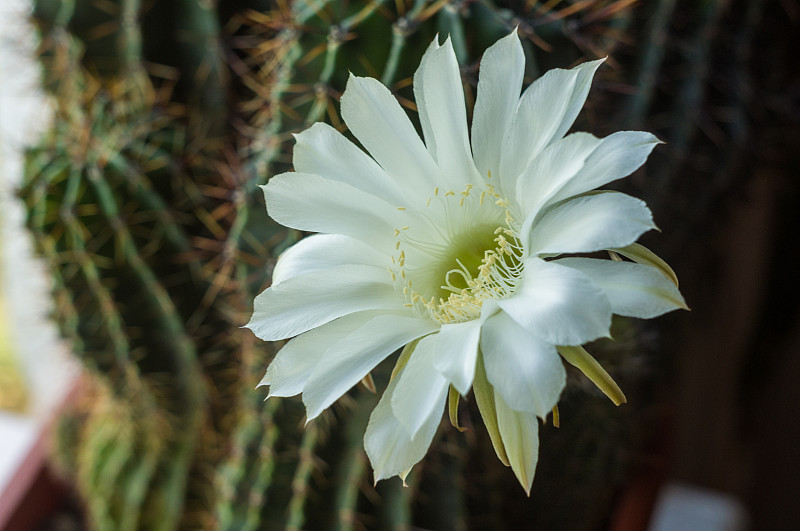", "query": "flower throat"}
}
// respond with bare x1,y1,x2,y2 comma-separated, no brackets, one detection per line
392,185,524,324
